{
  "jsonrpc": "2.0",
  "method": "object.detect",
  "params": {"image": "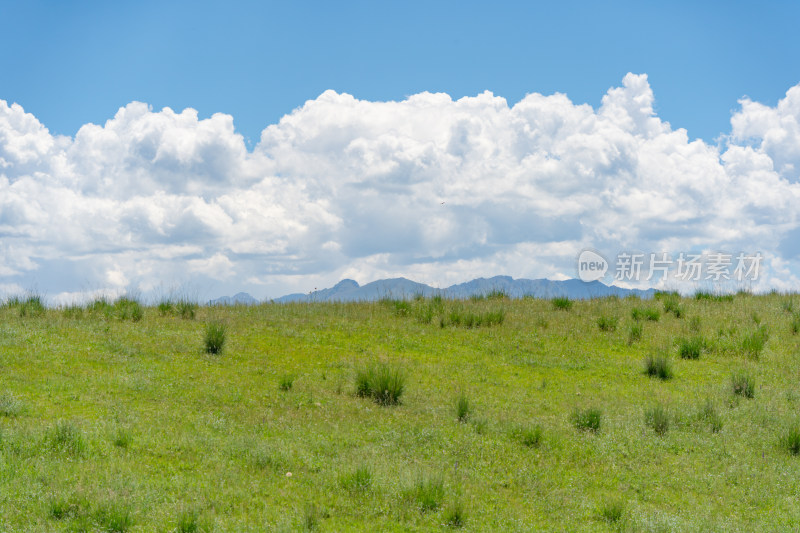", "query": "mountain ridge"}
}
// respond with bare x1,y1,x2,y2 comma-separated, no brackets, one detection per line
208,276,656,305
